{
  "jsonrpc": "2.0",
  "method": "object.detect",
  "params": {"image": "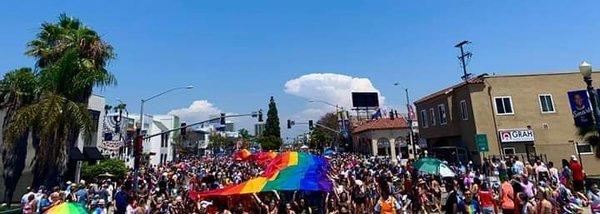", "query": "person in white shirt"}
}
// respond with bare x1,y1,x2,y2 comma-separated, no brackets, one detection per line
547,161,559,185
588,183,600,214
20,187,35,206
